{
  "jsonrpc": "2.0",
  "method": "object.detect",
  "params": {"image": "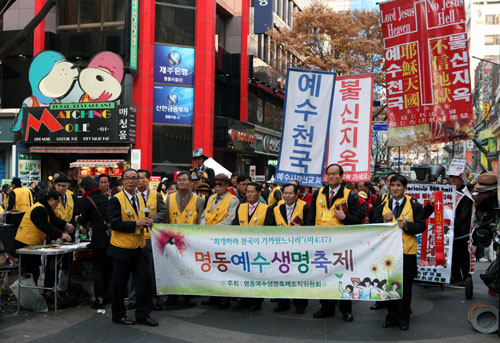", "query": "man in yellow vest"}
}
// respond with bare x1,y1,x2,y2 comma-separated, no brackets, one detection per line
7,177,34,229
12,190,71,284
232,182,272,312
163,171,205,307
107,168,157,326
44,175,80,291
372,173,425,331
269,183,310,314
200,173,239,308
308,164,366,322
267,181,282,206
